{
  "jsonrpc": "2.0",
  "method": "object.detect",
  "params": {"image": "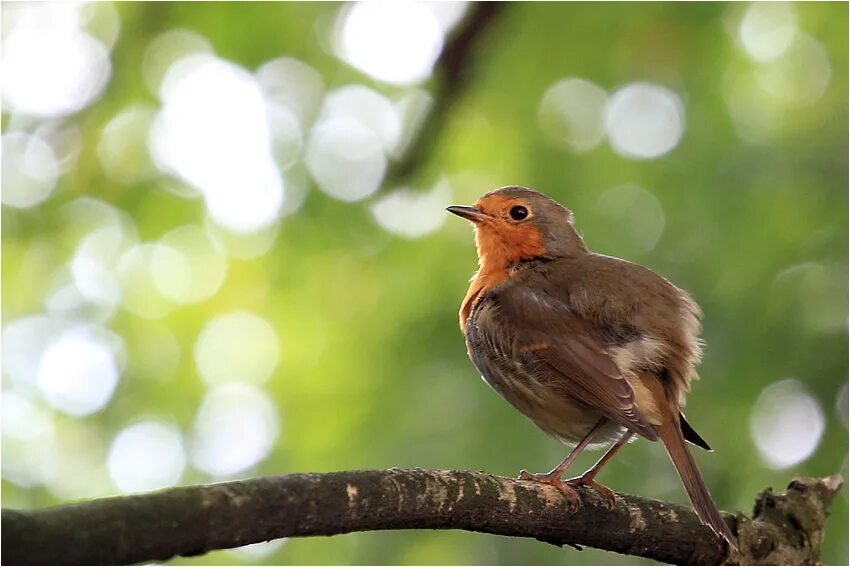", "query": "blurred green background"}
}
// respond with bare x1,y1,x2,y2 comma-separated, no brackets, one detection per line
2,1,847,565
